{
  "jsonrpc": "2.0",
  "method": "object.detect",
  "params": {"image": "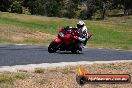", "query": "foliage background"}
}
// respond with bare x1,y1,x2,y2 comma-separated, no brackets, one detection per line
0,0,132,19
